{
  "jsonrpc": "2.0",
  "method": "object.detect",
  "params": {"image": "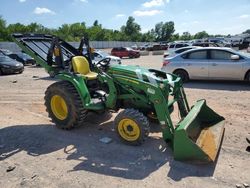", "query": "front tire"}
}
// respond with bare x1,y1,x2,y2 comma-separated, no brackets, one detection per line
245,71,250,83
174,70,189,82
45,81,88,129
114,108,150,145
